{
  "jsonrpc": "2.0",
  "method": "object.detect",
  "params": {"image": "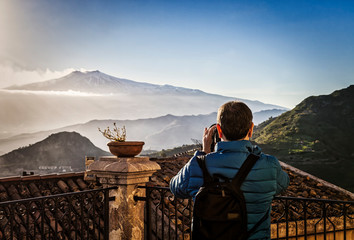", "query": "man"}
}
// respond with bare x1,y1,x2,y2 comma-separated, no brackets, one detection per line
170,101,289,239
